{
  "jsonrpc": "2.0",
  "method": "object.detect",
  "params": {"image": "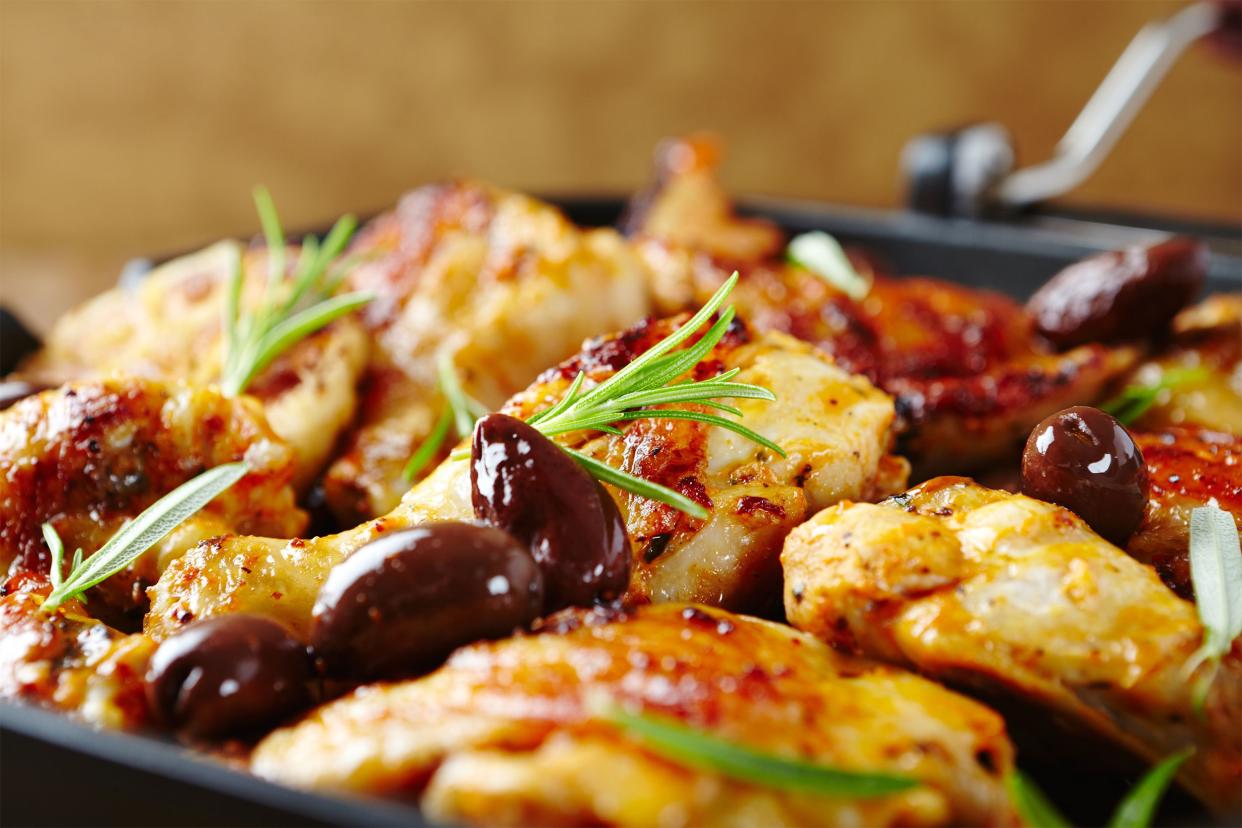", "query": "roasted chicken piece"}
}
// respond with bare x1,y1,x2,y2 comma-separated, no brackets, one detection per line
323,181,653,523
1124,293,1242,435
0,589,152,729
0,378,305,614
252,603,1018,827
14,242,369,490
1128,427,1242,598
782,477,1242,813
628,136,1136,476
147,315,906,639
